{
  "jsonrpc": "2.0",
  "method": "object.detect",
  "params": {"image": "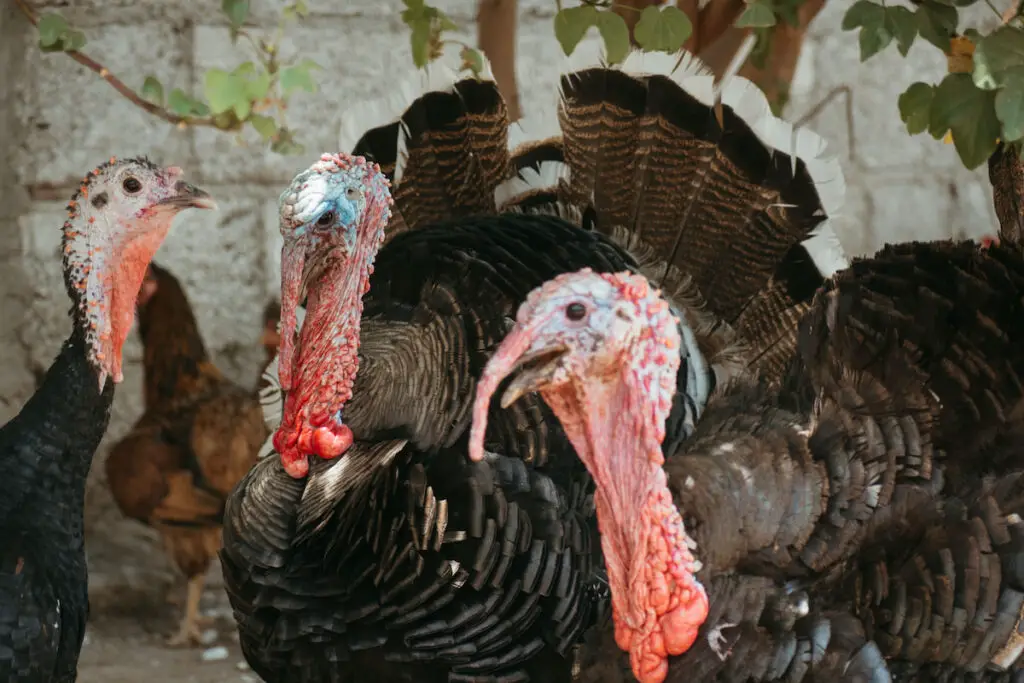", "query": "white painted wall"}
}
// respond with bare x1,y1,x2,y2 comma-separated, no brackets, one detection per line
0,0,1003,542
